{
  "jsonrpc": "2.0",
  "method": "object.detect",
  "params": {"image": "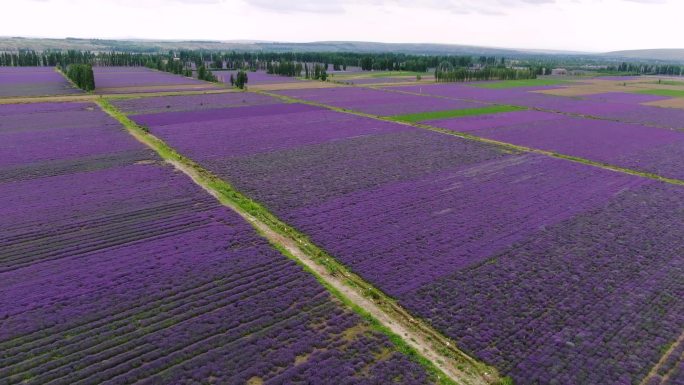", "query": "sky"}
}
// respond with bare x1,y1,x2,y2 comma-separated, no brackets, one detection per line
3,0,682,52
